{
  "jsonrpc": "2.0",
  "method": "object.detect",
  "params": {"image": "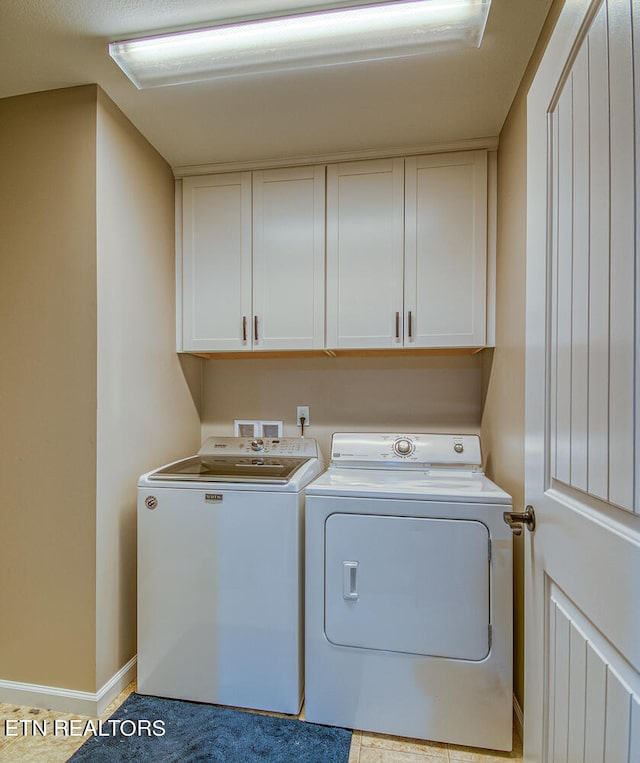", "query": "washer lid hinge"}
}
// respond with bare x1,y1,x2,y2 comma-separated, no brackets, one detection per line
488,624,493,648
488,538,492,562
